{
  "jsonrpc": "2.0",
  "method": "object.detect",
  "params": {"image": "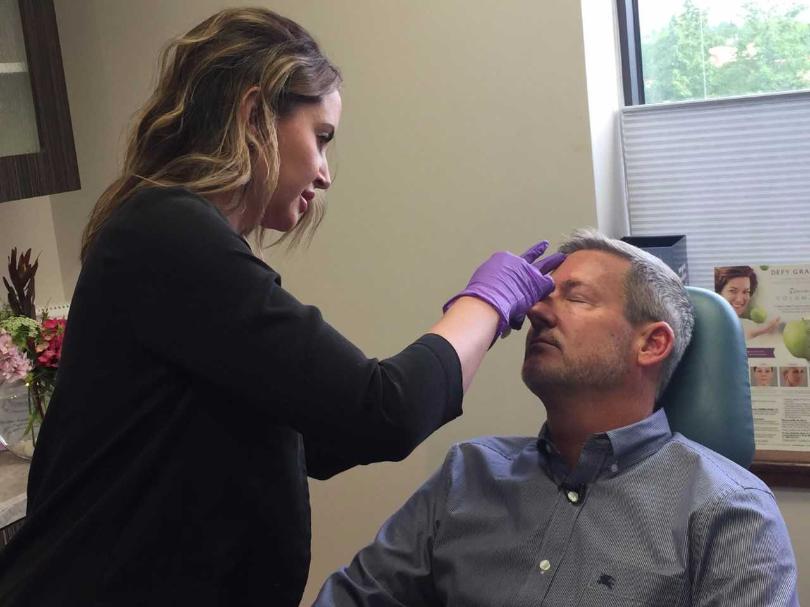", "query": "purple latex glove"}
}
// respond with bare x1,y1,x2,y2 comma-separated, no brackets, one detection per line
443,241,567,337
